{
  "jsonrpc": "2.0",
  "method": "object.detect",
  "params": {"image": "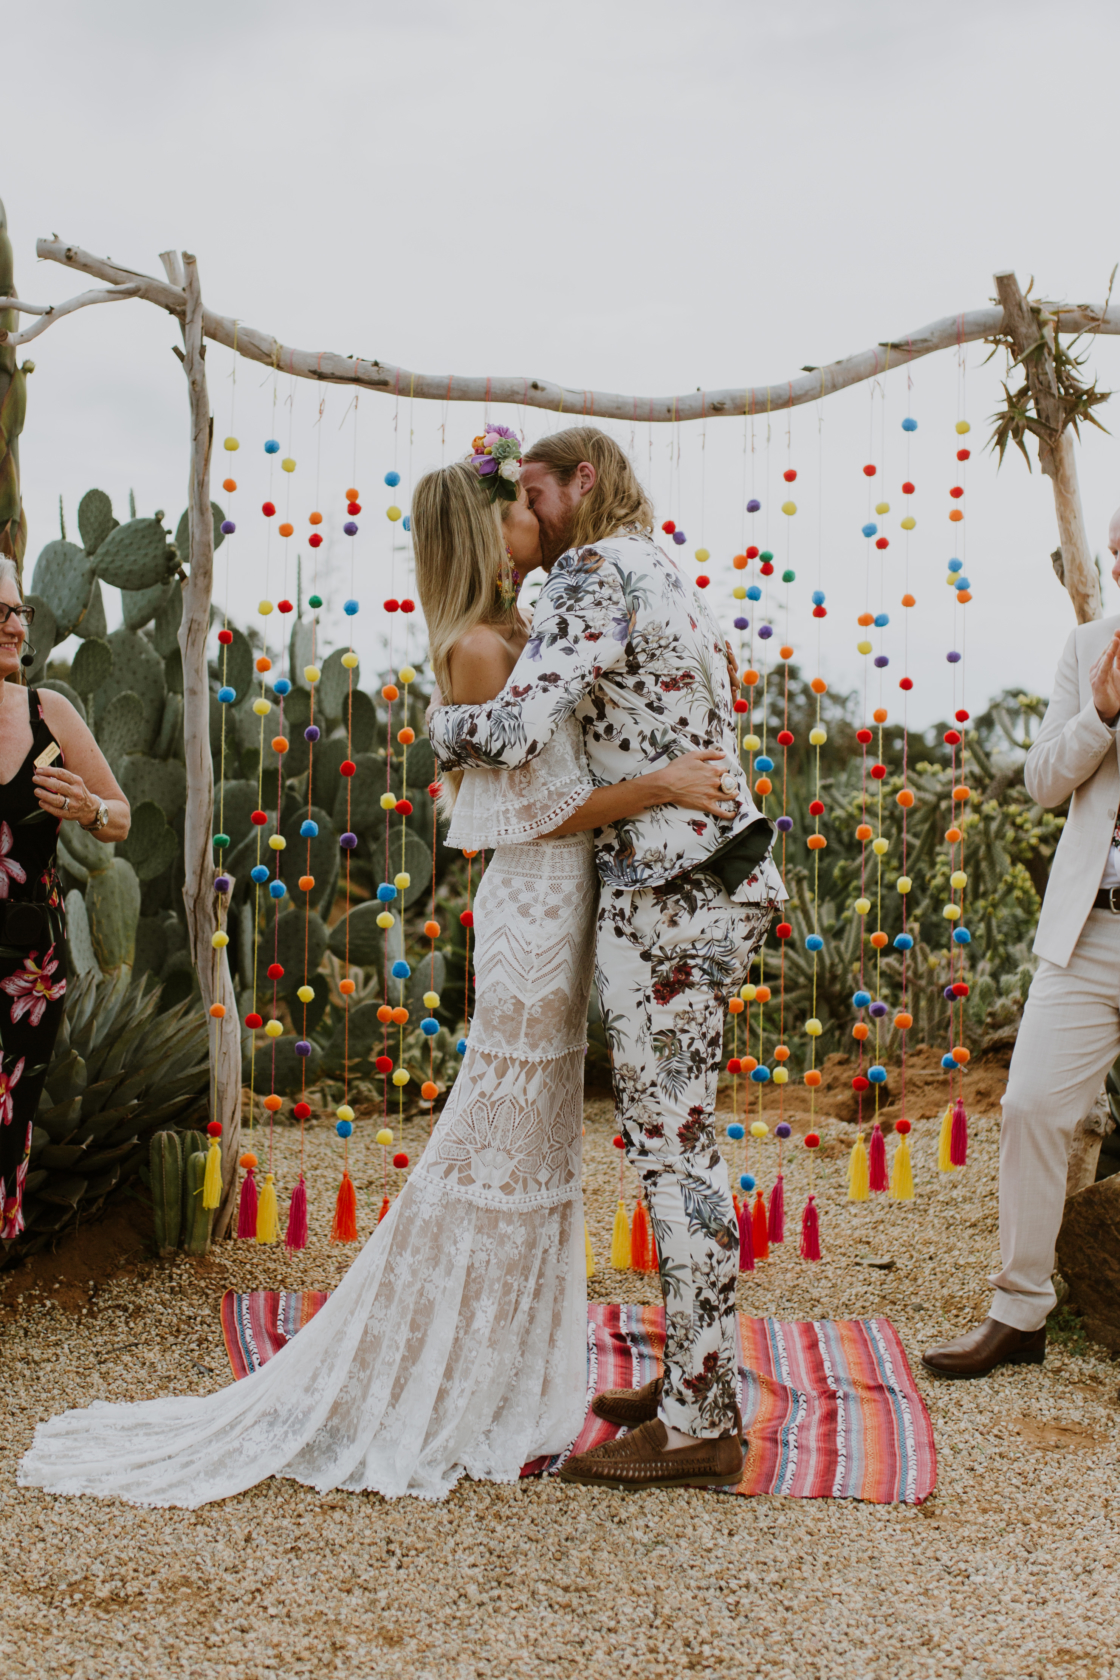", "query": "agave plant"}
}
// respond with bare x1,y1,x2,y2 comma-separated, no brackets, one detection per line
4,969,211,1265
